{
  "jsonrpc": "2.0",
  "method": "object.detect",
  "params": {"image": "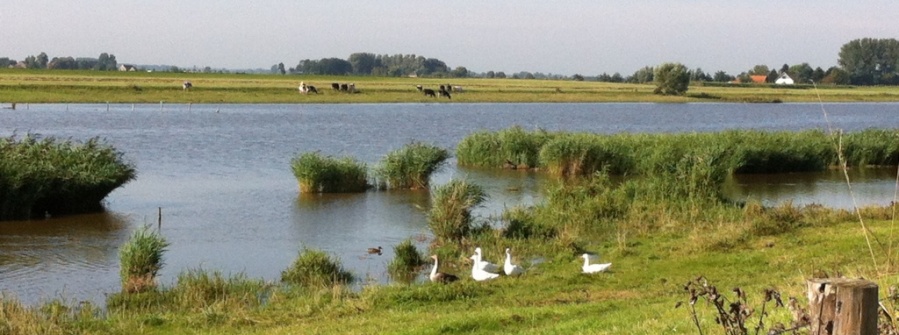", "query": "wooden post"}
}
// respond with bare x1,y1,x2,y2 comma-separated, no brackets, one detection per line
807,278,878,335
157,207,162,231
